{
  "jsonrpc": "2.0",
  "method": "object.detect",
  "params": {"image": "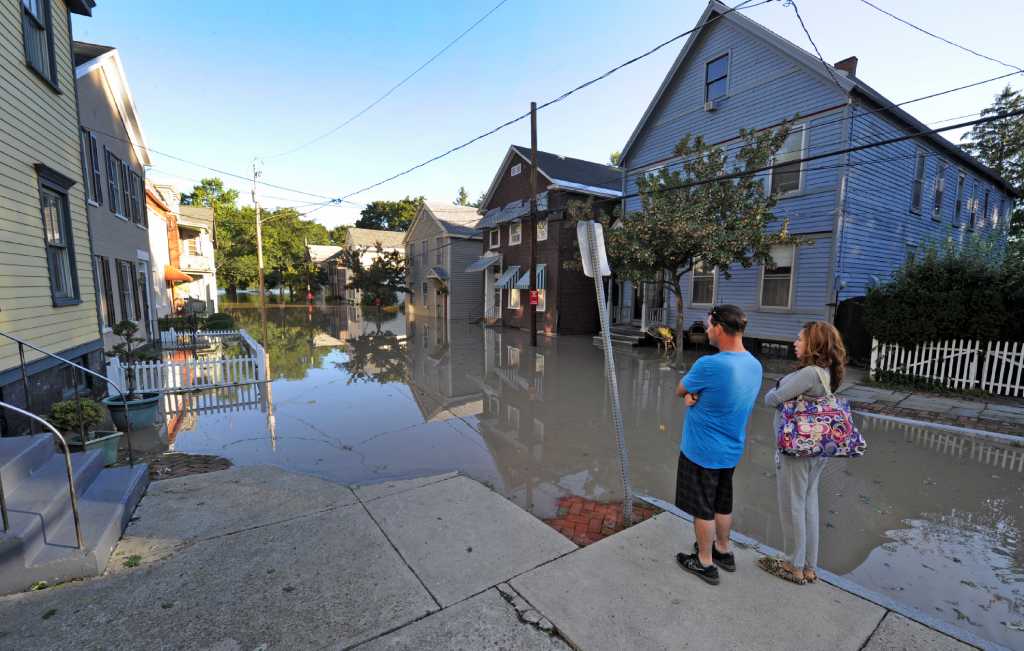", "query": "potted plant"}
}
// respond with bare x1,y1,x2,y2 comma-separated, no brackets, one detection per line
102,320,162,430
50,399,123,466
